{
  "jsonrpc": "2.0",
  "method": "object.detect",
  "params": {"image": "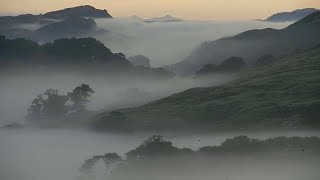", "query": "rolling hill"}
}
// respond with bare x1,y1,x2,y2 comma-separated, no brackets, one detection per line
265,8,319,22
169,11,320,76
93,45,320,132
